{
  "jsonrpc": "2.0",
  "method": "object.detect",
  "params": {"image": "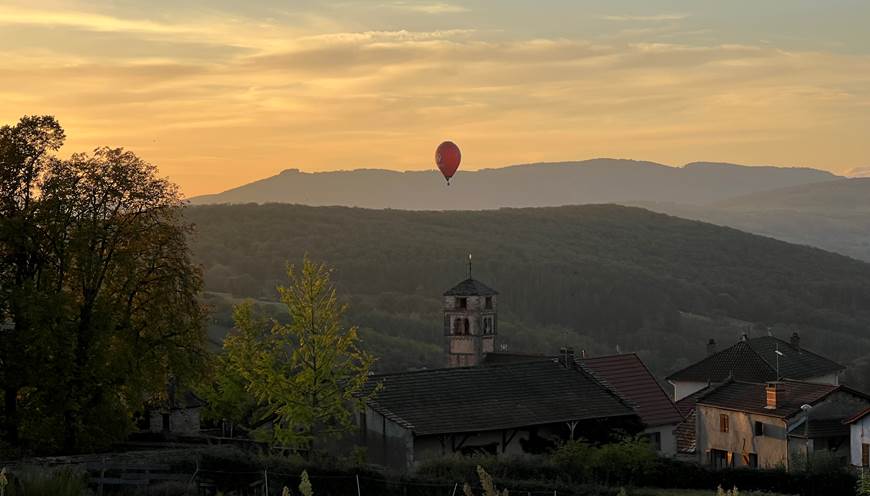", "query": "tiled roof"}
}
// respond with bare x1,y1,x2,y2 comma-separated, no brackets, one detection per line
481,352,547,365
666,336,843,384
844,407,870,425
361,359,636,436
580,353,684,427
695,380,839,418
443,278,498,296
